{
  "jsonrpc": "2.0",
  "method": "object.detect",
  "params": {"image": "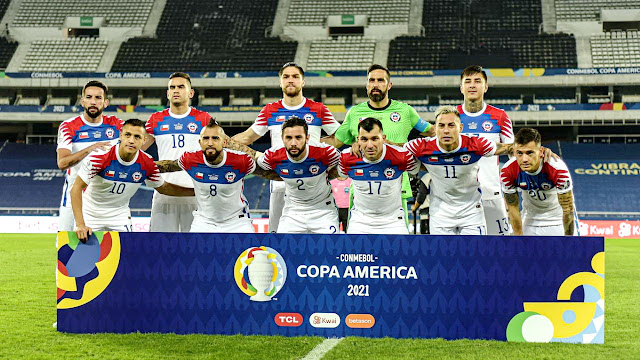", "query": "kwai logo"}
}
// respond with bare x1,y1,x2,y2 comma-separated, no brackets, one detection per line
234,246,287,302
309,313,340,328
